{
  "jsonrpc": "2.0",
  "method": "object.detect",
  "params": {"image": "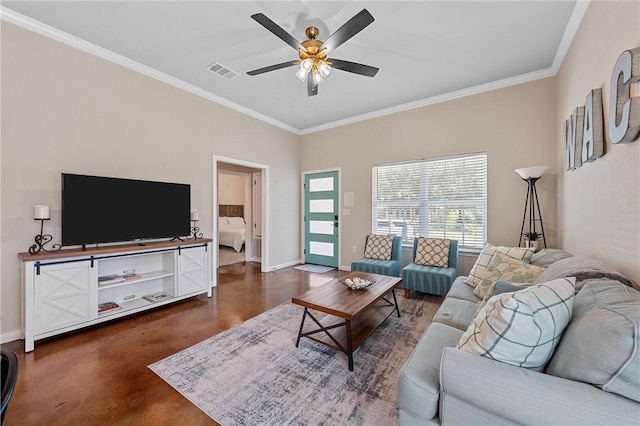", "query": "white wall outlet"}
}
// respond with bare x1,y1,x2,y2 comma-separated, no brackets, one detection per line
352,245,357,253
